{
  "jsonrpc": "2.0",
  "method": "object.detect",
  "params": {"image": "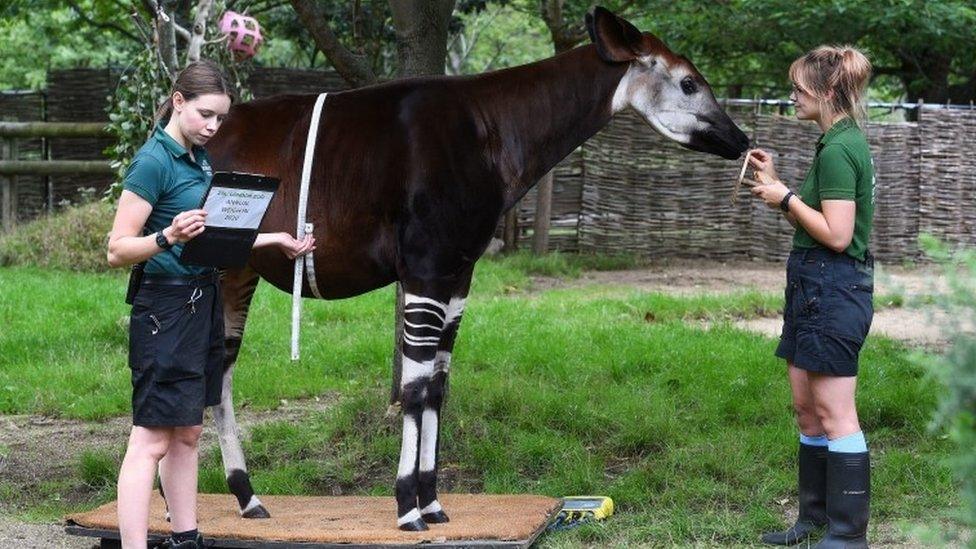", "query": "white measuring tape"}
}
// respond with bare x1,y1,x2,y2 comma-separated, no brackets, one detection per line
291,92,328,360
